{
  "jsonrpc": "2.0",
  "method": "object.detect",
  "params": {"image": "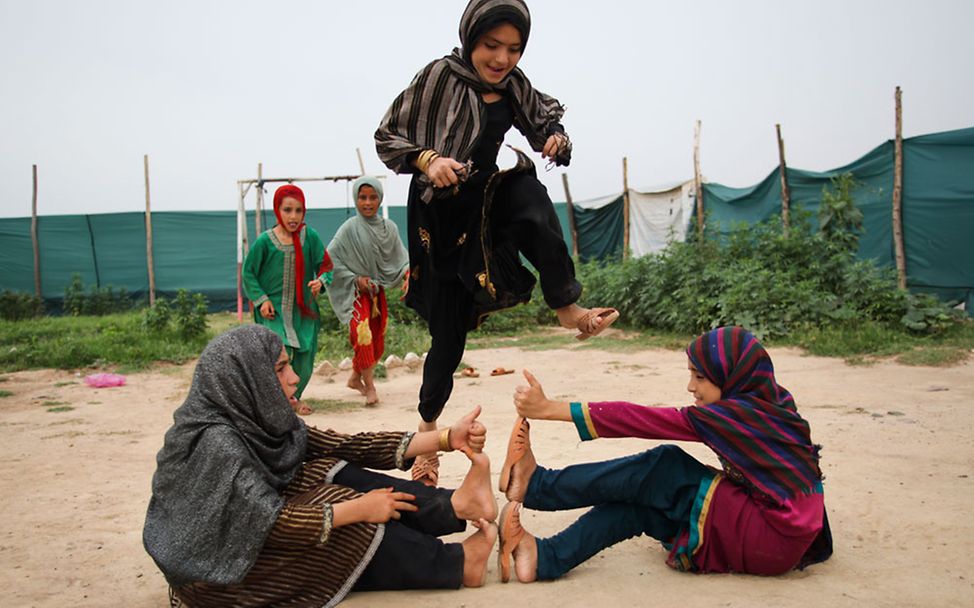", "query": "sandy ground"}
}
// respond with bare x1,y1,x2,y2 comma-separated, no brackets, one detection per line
1,331,973,608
